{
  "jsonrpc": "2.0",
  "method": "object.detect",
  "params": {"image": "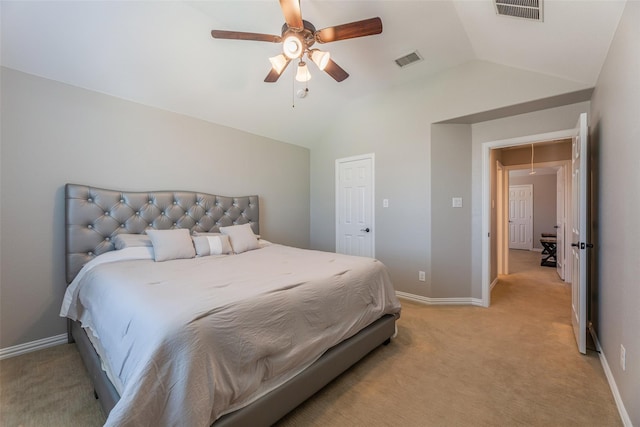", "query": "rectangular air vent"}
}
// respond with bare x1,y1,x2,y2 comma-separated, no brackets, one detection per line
495,0,543,22
394,51,423,68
